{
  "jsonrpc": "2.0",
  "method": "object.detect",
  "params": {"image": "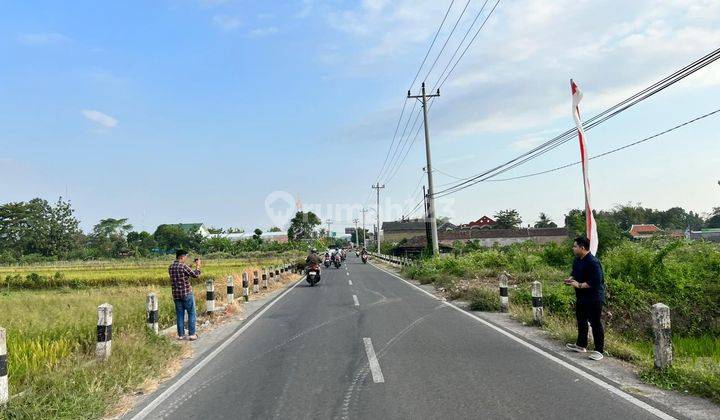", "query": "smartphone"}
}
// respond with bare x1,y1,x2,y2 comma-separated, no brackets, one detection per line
194,258,199,262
